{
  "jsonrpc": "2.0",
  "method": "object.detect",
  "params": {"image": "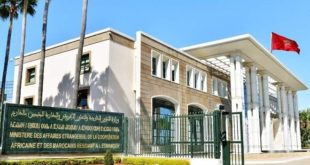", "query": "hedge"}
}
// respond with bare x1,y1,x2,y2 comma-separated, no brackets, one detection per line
0,157,120,165
0,156,190,165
